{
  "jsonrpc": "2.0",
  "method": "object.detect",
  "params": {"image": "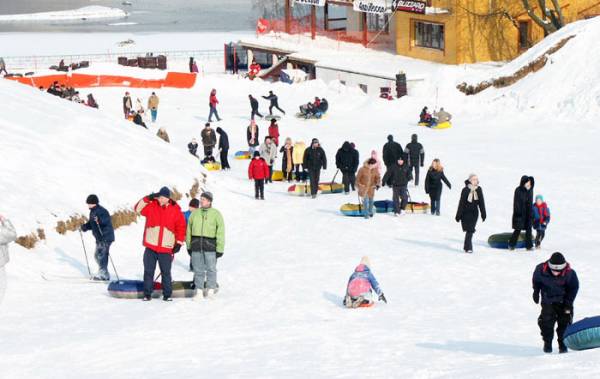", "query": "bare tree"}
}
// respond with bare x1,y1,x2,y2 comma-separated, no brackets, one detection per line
521,0,565,34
